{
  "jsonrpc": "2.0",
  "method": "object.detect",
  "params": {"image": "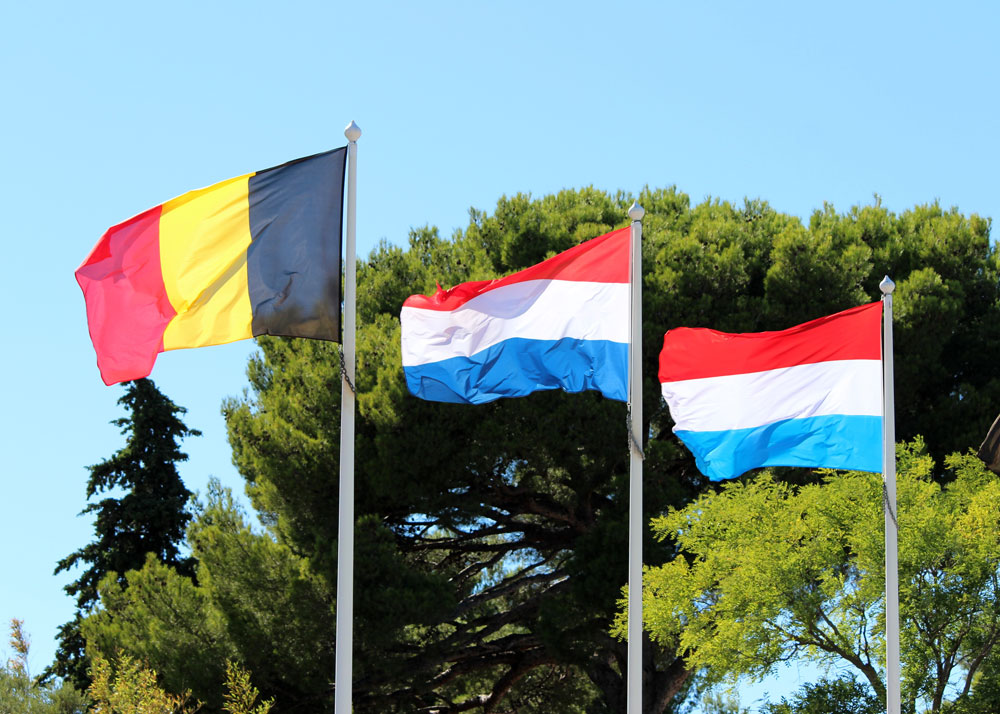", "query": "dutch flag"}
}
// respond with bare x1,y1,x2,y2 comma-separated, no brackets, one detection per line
659,302,884,480
401,227,630,404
